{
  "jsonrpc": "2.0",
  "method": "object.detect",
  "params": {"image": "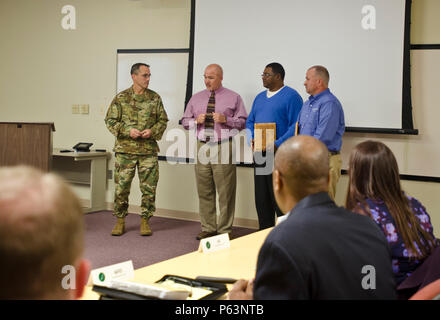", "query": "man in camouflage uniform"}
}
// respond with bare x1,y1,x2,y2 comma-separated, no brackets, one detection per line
105,63,168,236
